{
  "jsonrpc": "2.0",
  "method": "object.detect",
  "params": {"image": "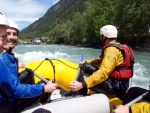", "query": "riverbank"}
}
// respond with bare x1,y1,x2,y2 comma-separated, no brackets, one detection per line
76,44,150,52
18,40,150,52
134,46,150,52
